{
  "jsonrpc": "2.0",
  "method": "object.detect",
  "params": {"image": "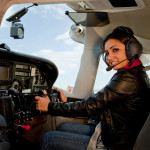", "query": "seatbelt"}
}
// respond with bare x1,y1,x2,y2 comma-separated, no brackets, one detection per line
86,122,104,150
